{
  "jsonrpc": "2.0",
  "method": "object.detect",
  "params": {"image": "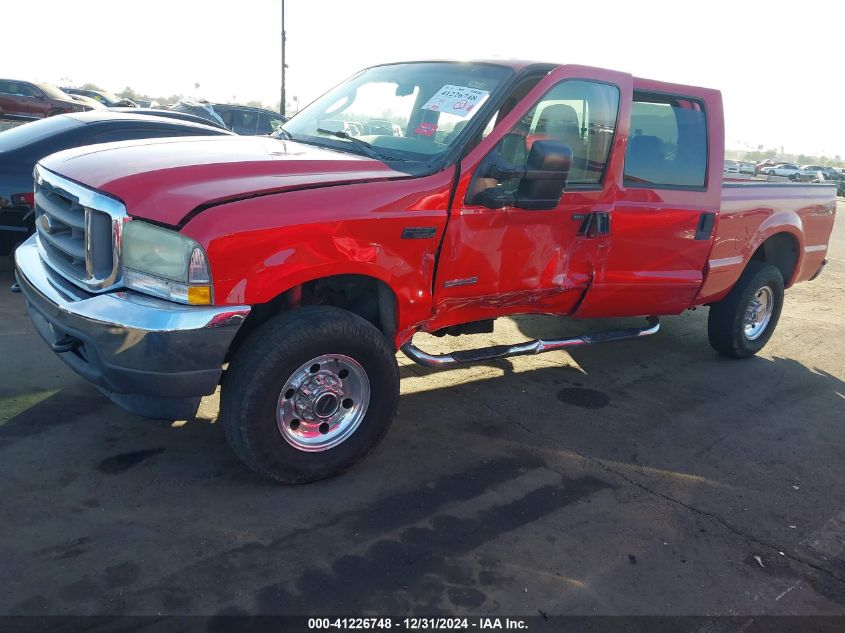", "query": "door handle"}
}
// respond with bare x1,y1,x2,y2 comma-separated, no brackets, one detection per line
695,212,716,240
574,212,610,236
